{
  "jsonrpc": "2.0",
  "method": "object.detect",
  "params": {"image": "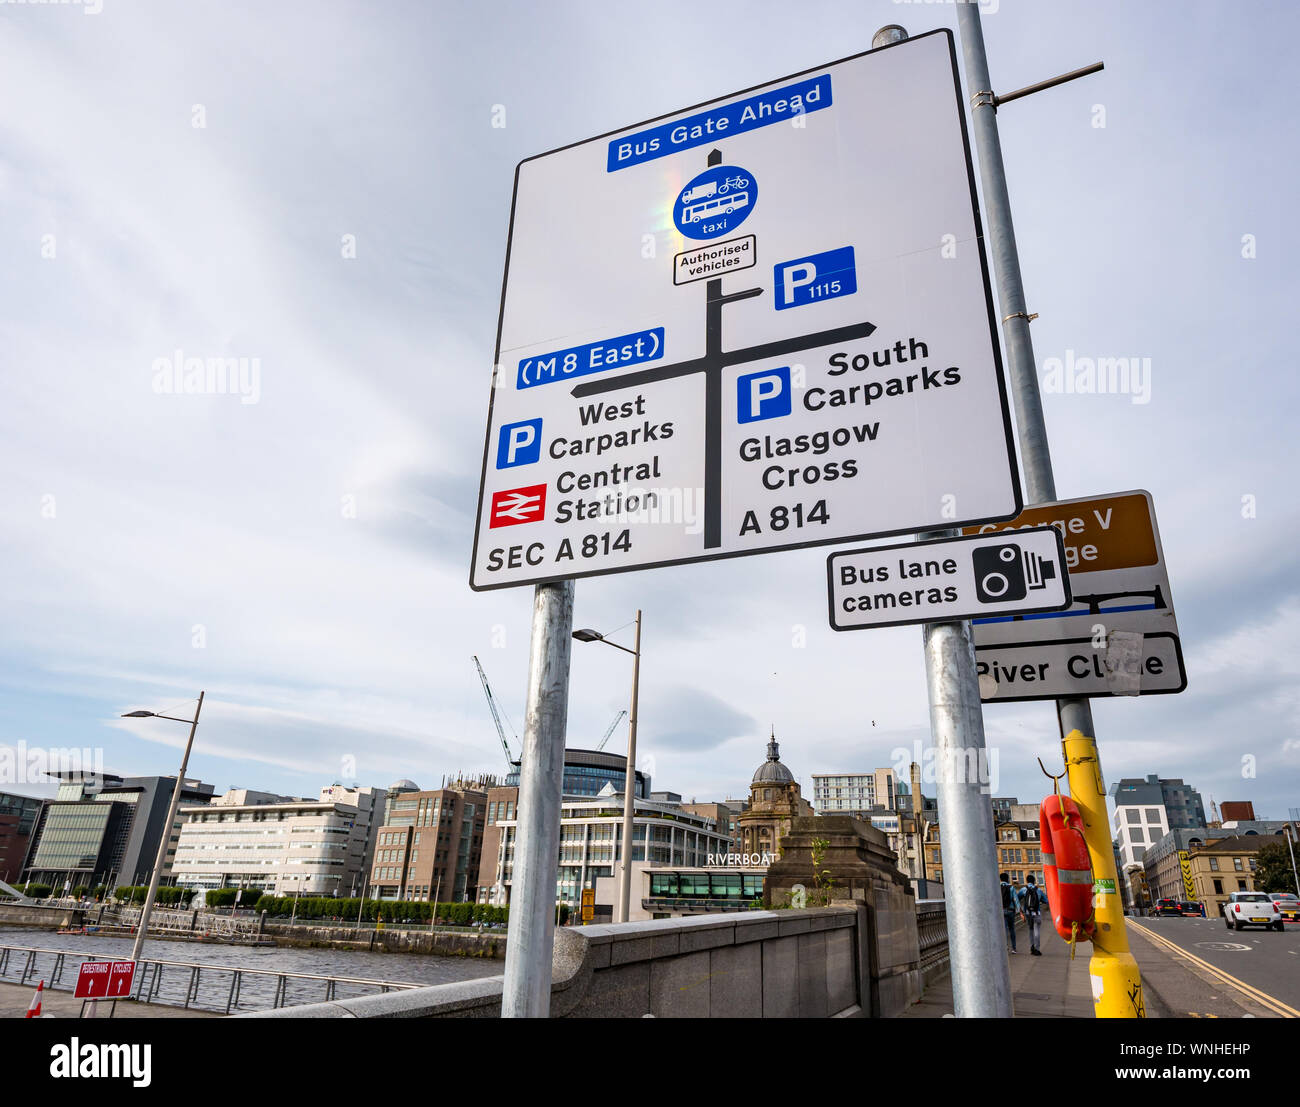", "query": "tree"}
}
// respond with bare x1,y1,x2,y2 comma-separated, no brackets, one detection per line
1255,841,1298,894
